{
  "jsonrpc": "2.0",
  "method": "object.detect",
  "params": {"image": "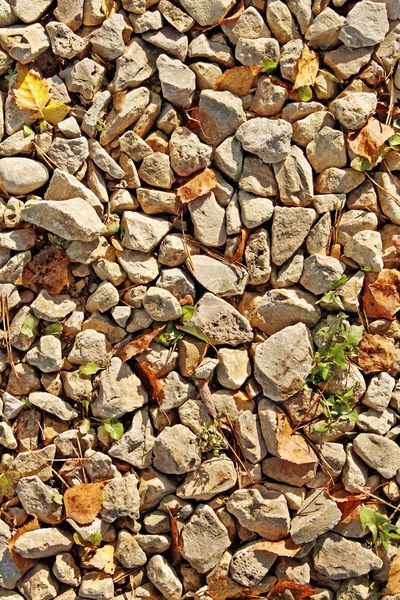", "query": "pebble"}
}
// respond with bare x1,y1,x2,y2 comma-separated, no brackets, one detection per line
271,206,316,266
153,424,201,474
353,433,400,478
147,554,182,600
254,288,321,336
236,118,292,164
198,90,246,147
157,53,196,109
13,528,73,558
339,1,389,48
313,533,383,579
0,157,49,194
